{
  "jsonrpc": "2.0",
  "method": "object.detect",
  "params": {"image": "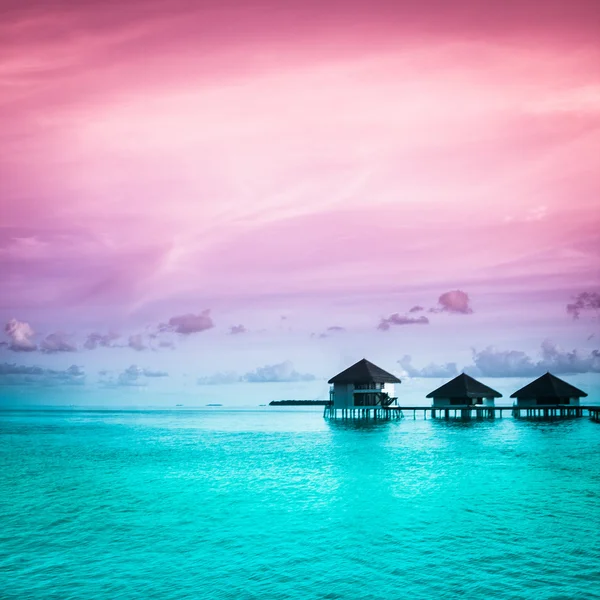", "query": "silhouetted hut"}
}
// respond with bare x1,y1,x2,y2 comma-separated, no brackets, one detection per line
510,372,587,407
426,373,502,407
328,359,400,412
